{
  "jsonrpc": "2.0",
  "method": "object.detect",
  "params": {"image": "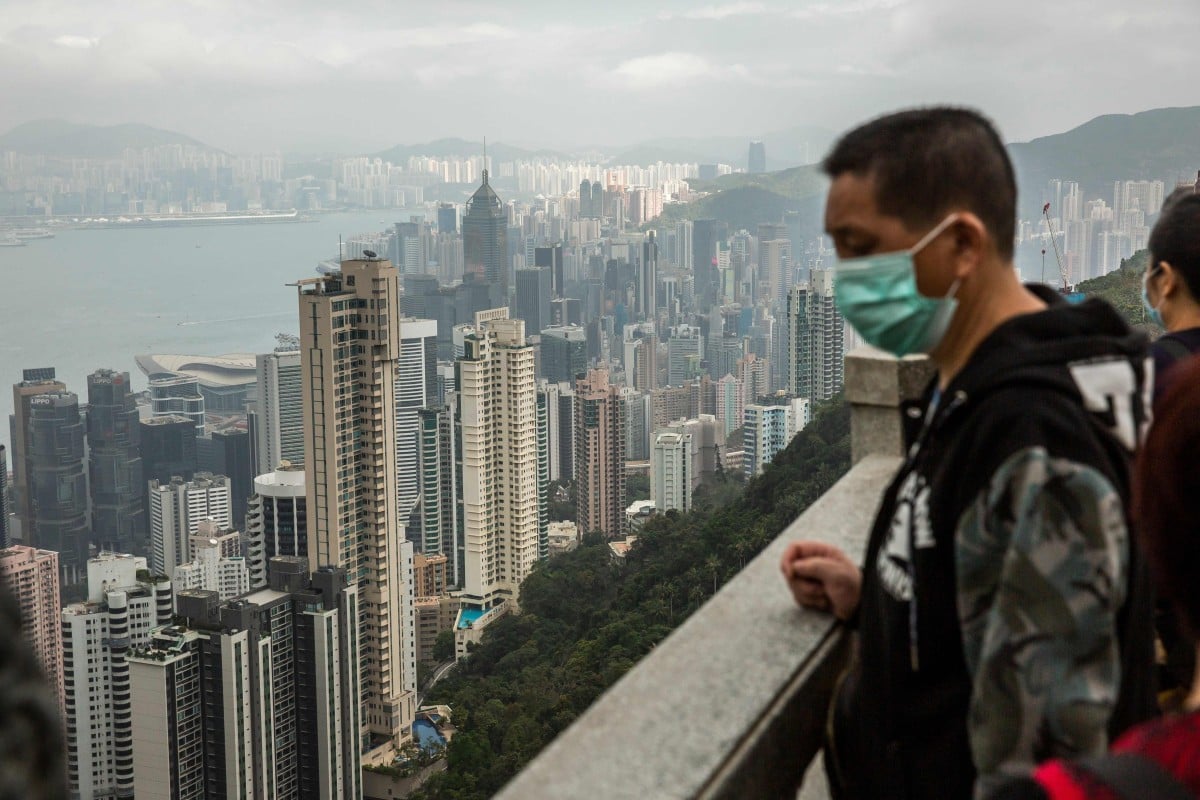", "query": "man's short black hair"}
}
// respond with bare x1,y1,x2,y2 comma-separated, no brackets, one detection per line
1149,188,1200,300
822,107,1016,260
